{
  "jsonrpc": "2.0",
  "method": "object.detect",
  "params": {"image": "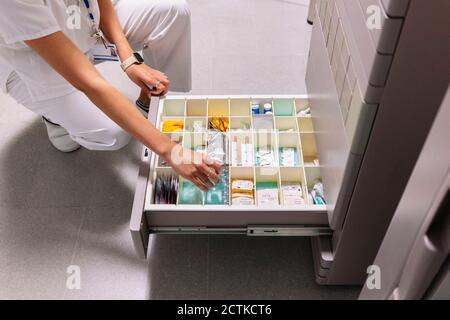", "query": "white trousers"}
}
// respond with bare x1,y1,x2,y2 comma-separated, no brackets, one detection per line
3,0,191,151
